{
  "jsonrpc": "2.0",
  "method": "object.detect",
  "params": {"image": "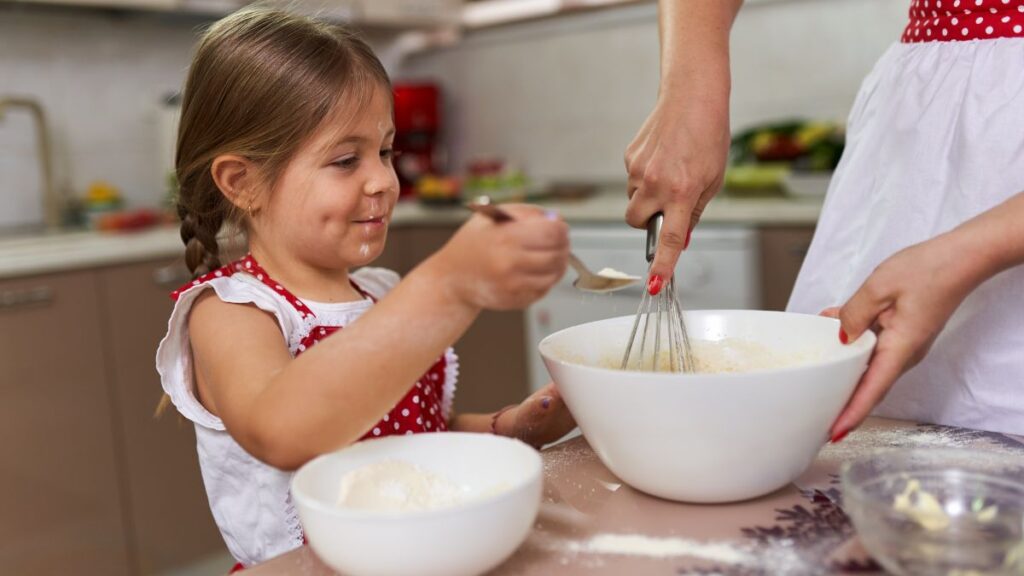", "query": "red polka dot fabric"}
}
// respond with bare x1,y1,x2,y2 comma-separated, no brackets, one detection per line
172,254,449,439
903,0,1024,42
